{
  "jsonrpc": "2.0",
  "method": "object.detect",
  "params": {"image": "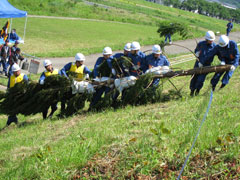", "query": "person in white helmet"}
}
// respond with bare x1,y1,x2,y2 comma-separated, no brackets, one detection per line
89,47,114,110
60,53,92,114
6,63,28,126
190,31,217,96
128,41,146,77
210,35,239,91
61,53,92,80
113,43,131,59
145,44,170,86
39,59,63,119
